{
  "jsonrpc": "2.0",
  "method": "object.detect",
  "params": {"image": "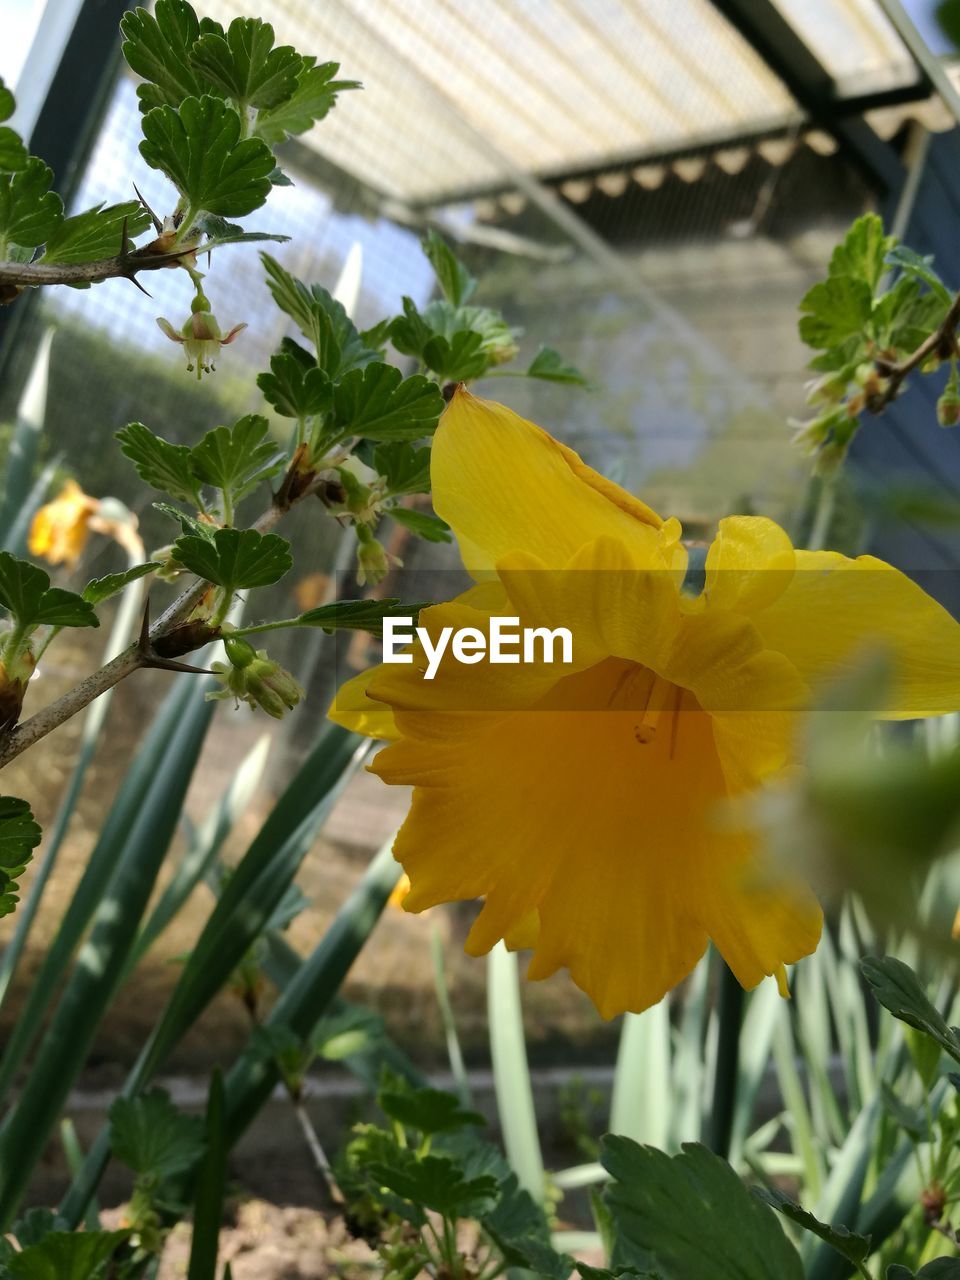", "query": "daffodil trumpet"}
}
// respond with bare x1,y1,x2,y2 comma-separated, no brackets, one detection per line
331,387,960,1018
